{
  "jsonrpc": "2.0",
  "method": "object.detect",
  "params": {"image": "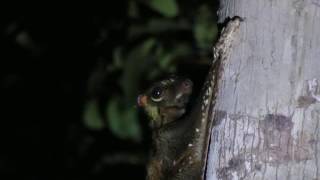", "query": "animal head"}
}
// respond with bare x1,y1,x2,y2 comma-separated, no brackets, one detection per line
137,76,193,128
